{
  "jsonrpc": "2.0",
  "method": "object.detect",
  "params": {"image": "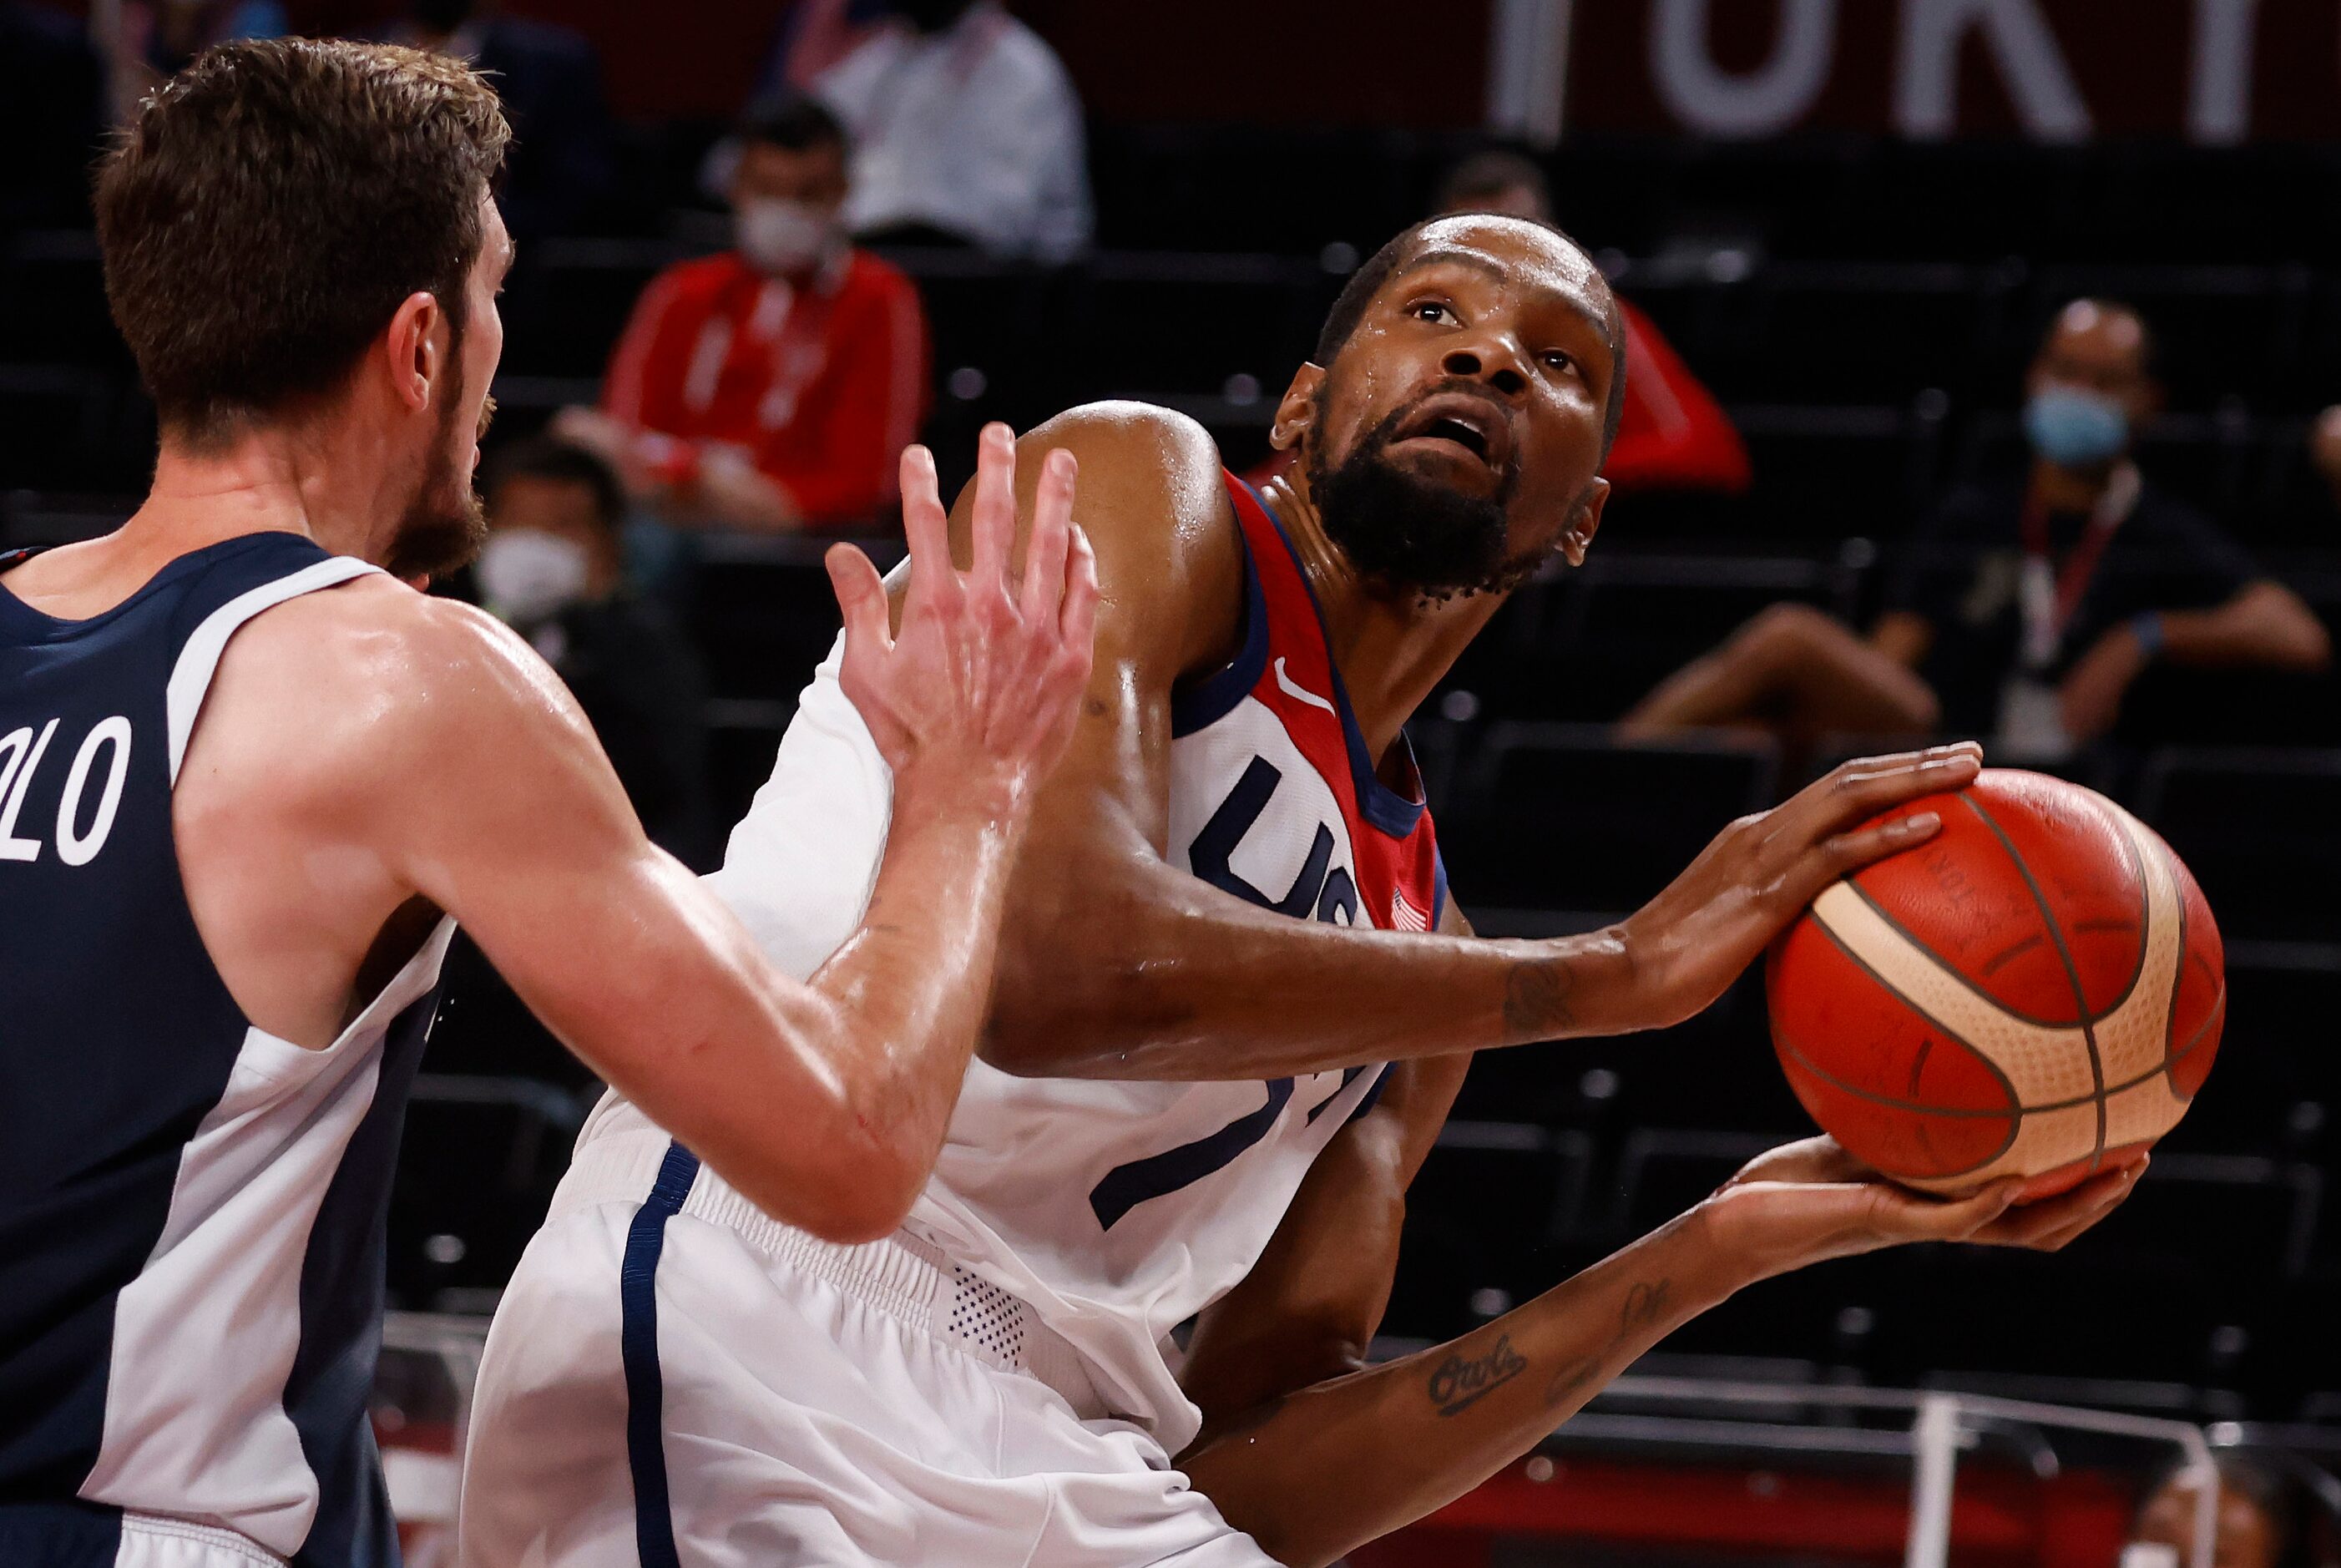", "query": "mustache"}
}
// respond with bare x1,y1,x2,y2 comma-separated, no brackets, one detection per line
1370,379,1519,476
